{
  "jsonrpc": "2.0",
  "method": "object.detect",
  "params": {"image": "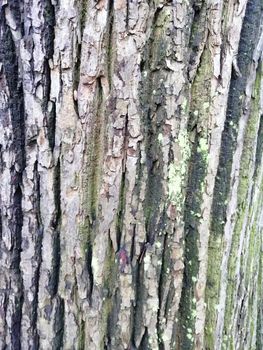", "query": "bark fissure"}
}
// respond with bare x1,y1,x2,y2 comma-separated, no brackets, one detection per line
156,229,169,350
30,161,43,348
53,296,65,350
1,0,263,348
84,76,106,301
205,0,263,347
140,7,166,246
131,261,146,347
42,0,56,150
106,0,114,91
49,159,61,298
1,8,25,348
178,44,212,348
116,112,128,251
